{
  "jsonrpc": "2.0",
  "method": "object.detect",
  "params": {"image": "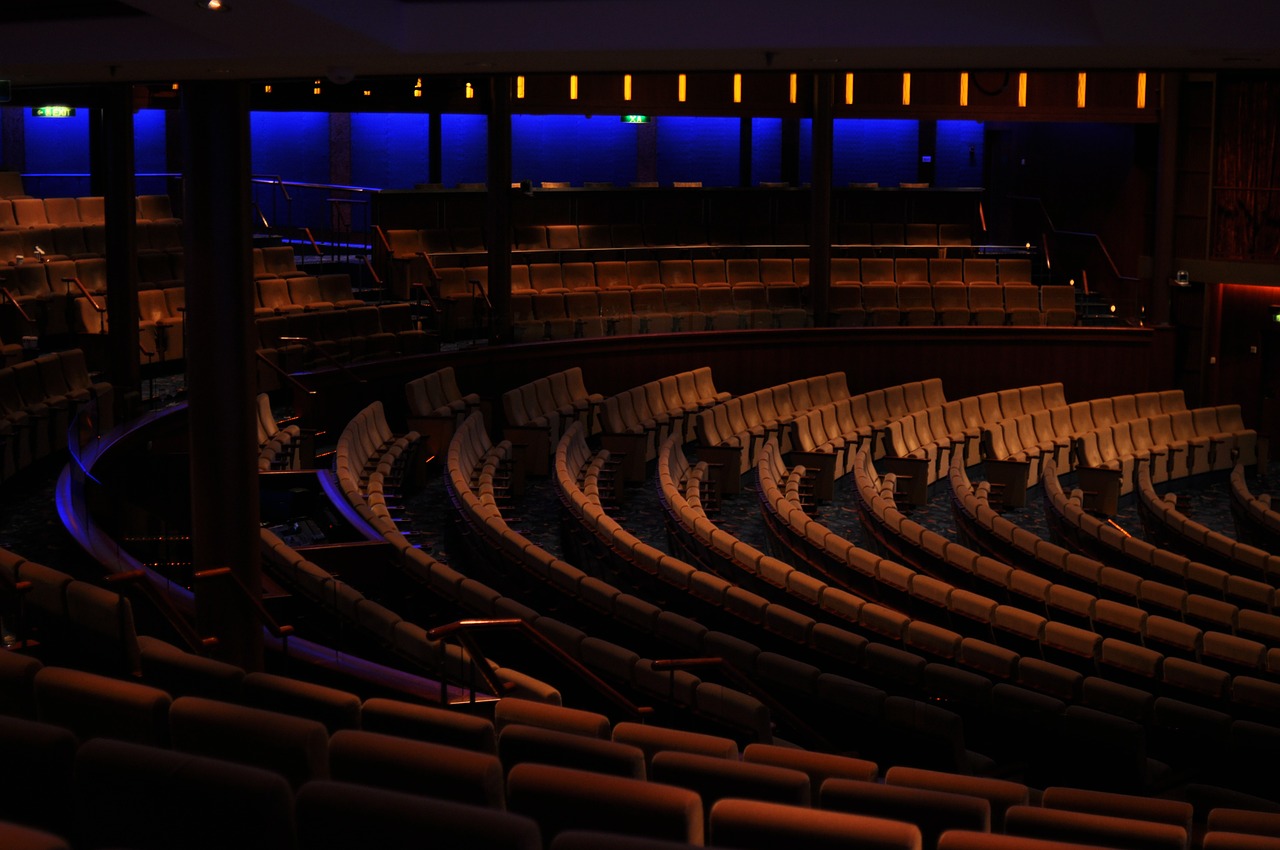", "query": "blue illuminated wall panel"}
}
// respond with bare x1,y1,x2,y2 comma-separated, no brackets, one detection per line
936,120,984,187
832,119,918,187
250,111,331,231
656,117,739,187
751,118,782,185
25,109,90,197
351,113,430,189
134,109,170,196
512,114,637,187
440,114,487,187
